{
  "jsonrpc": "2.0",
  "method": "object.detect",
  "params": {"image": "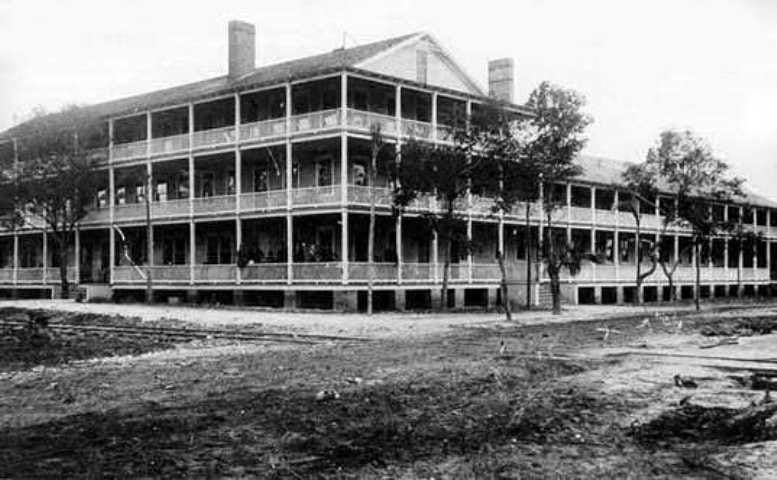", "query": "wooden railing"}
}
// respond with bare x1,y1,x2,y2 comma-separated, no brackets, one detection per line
292,186,340,206
346,185,391,206
112,140,147,162
192,125,236,148
239,118,286,142
348,262,397,282
345,109,398,136
194,265,236,282
192,195,236,215
290,109,341,133
292,262,342,281
150,134,189,156
239,190,287,212
401,119,433,140
240,263,287,282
